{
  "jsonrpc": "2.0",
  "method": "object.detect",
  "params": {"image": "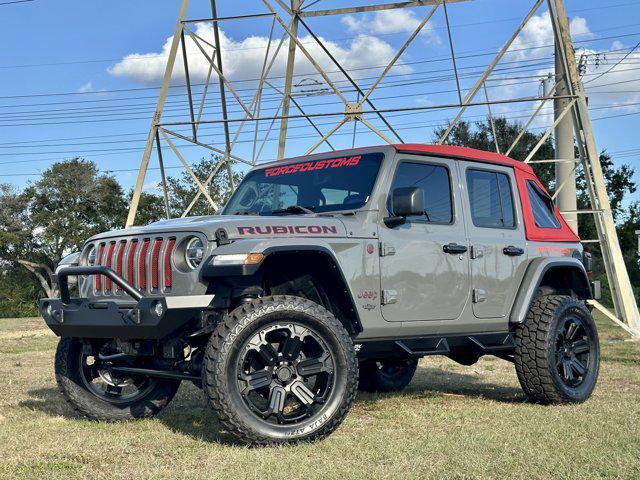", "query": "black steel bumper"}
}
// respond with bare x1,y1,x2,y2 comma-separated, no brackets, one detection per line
39,266,208,340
